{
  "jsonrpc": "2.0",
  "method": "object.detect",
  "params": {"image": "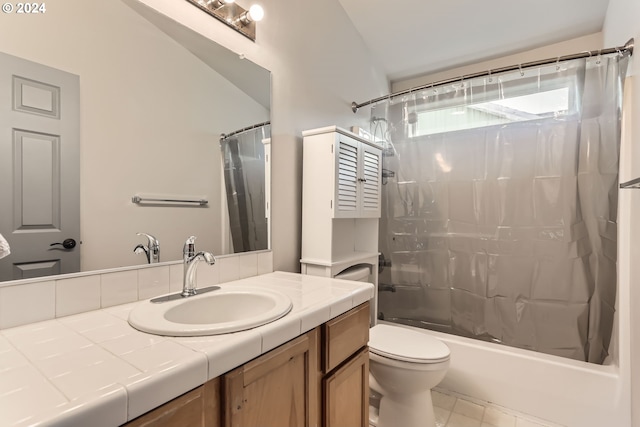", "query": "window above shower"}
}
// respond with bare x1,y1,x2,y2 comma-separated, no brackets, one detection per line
404,67,582,138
